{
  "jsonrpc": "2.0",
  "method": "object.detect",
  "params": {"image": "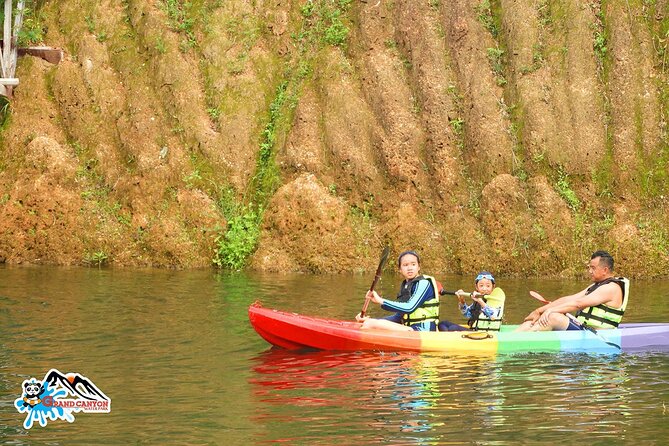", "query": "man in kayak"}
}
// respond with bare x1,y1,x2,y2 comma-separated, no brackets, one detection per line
355,250,440,331
438,271,505,331
516,250,629,332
